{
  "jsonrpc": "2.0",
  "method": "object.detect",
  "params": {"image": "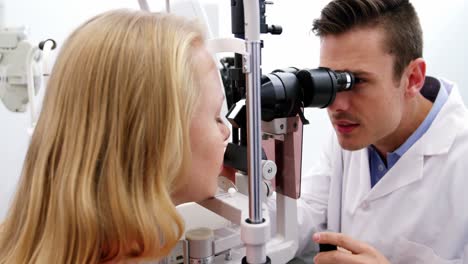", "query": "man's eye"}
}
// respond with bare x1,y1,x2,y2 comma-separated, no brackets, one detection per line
355,77,365,84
